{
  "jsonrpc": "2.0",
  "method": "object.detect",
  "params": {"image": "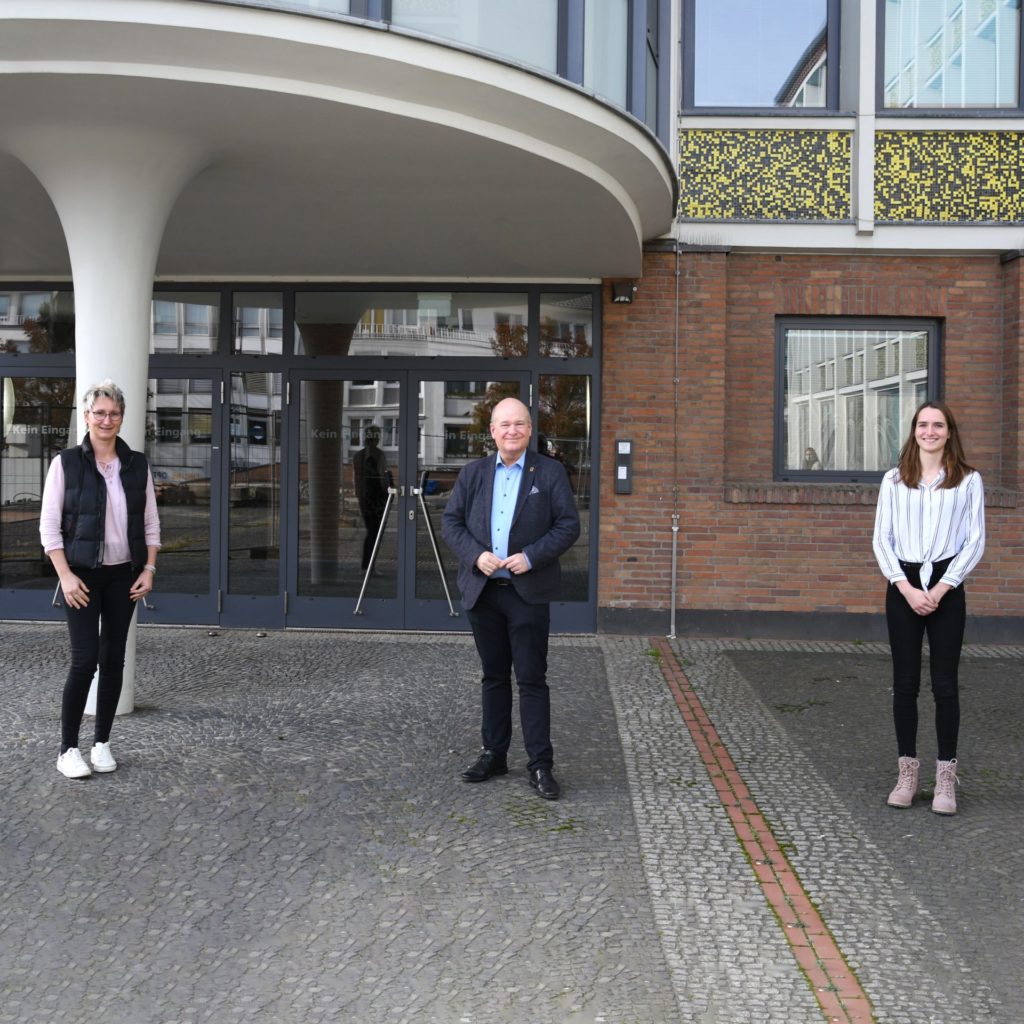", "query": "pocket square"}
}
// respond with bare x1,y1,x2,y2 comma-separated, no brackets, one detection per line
529,486,540,495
